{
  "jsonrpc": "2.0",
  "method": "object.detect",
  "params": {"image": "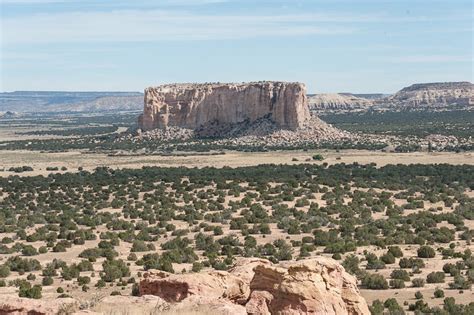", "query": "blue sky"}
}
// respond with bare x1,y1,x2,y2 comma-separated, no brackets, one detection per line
0,0,472,93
